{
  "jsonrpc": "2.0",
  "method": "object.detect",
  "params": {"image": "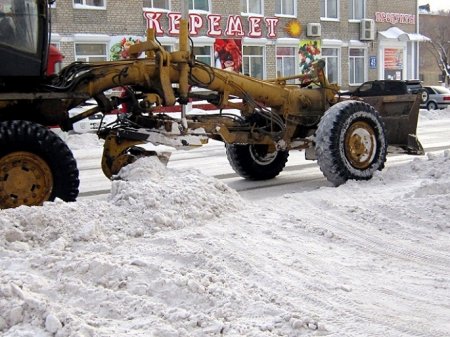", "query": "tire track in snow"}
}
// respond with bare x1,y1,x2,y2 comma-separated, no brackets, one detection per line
281,197,450,337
